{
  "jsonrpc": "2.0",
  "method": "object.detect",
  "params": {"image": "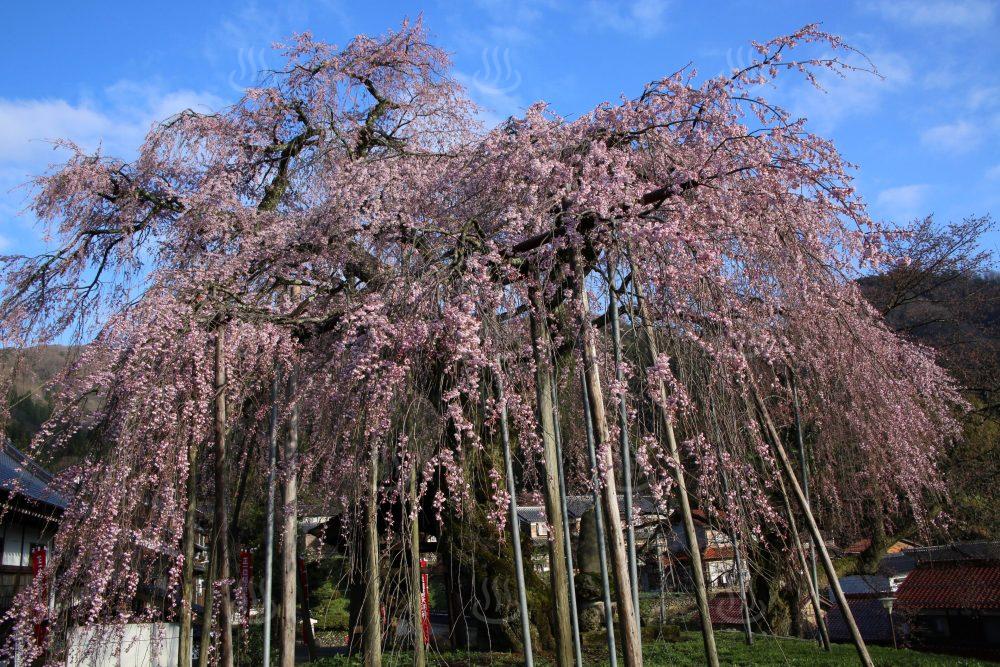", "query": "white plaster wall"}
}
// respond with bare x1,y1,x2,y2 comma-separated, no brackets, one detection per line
66,623,180,667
